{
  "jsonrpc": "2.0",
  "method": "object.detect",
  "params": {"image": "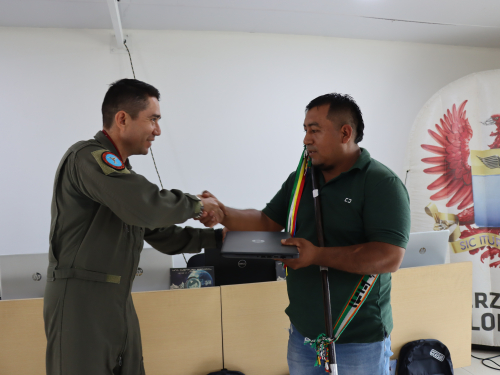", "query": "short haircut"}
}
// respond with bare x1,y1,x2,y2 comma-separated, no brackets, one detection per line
305,93,364,144
102,79,160,129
